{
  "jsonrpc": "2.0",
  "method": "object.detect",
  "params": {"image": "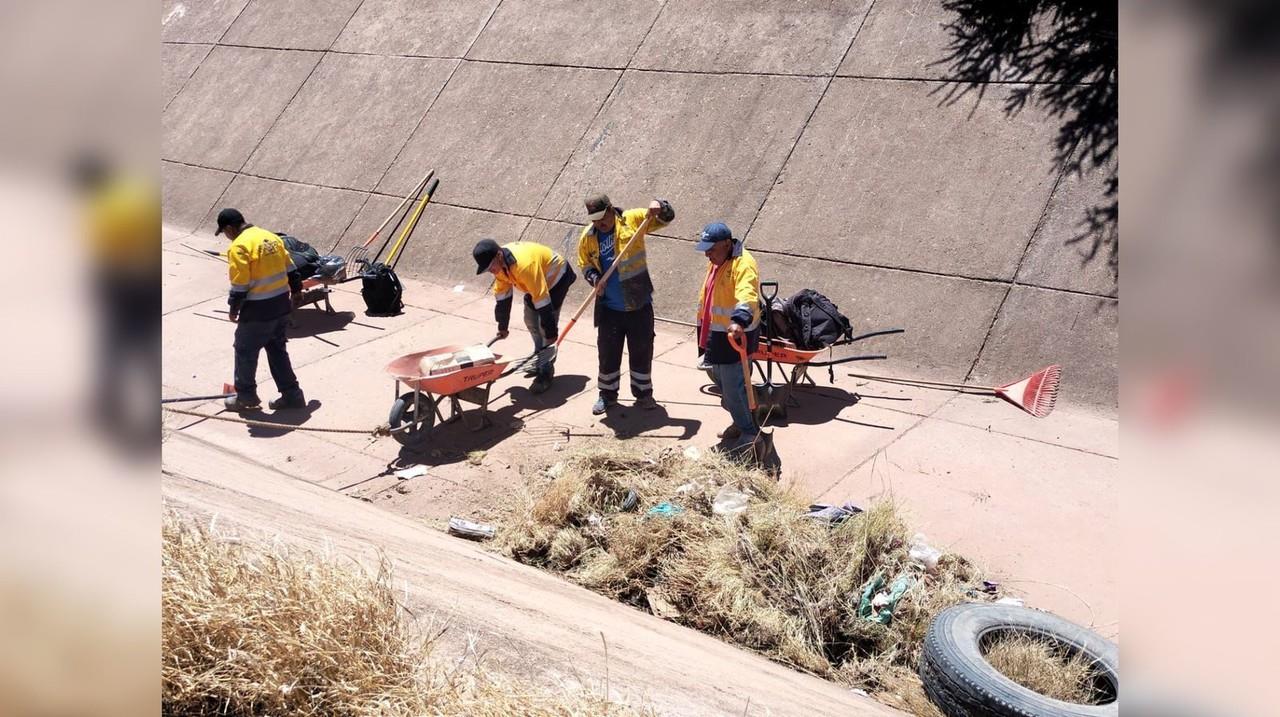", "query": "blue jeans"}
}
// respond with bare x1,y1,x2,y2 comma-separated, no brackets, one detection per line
233,315,301,403
712,362,757,438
